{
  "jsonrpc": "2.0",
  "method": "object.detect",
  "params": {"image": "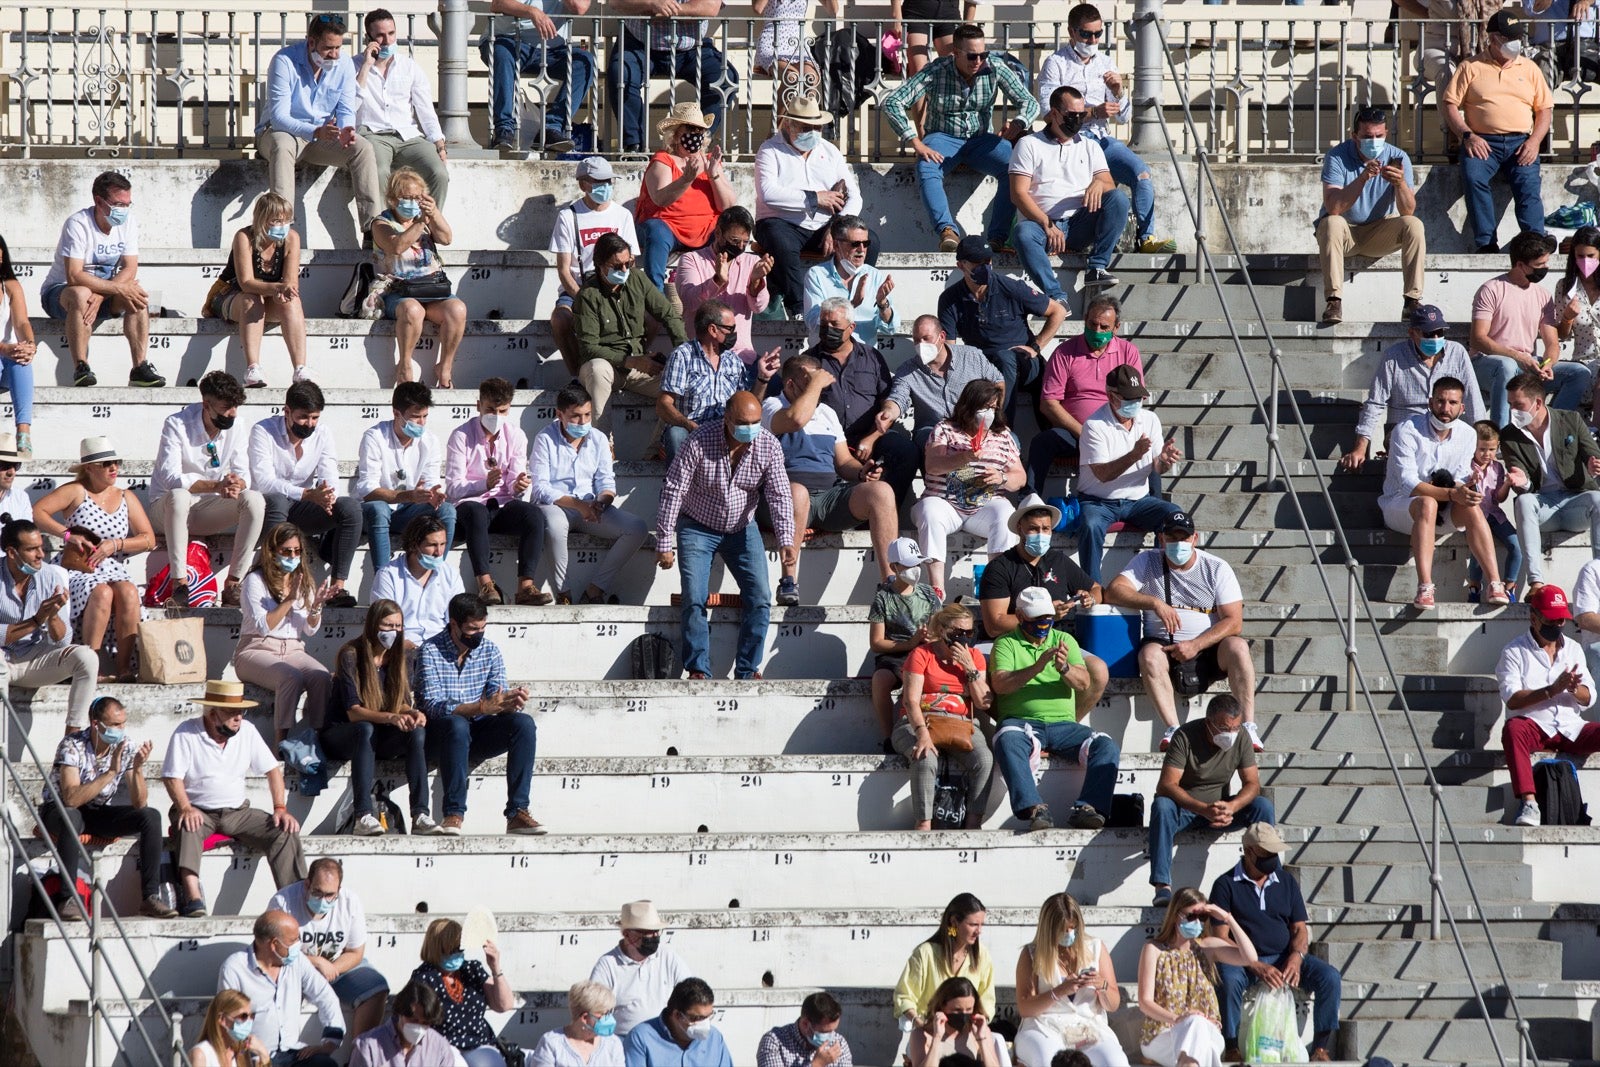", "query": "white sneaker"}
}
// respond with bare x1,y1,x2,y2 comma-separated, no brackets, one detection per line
1244,721,1264,752
1514,800,1541,827
353,813,385,836
293,365,314,383
1159,725,1178,751
244,364,267,388
412,813,446,836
